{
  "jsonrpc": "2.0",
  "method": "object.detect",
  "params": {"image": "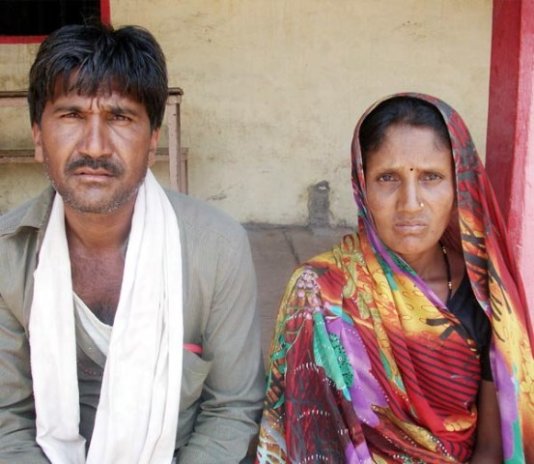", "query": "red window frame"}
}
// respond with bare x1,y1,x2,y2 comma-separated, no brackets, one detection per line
0,0,110,44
